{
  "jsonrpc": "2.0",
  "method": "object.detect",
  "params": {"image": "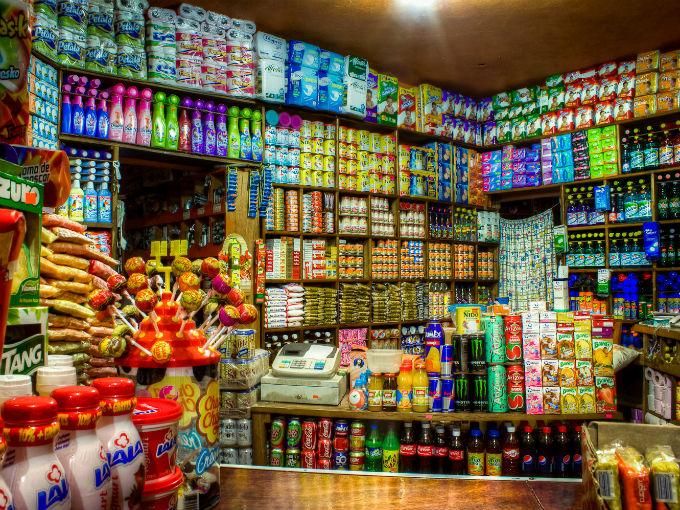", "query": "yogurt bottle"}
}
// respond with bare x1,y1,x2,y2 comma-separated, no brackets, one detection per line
52,386,112,510
92,377,145,510
36,367,77,396
0,419,15,510
1,396,70,510
0,375,32,406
